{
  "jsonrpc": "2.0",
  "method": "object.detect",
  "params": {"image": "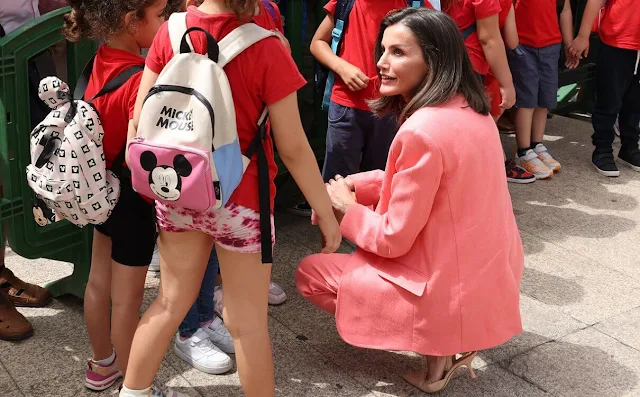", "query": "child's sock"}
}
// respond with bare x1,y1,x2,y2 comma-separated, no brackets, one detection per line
517,147,531,158
120,385,152,396
94,350,116,366
200,319,214,329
